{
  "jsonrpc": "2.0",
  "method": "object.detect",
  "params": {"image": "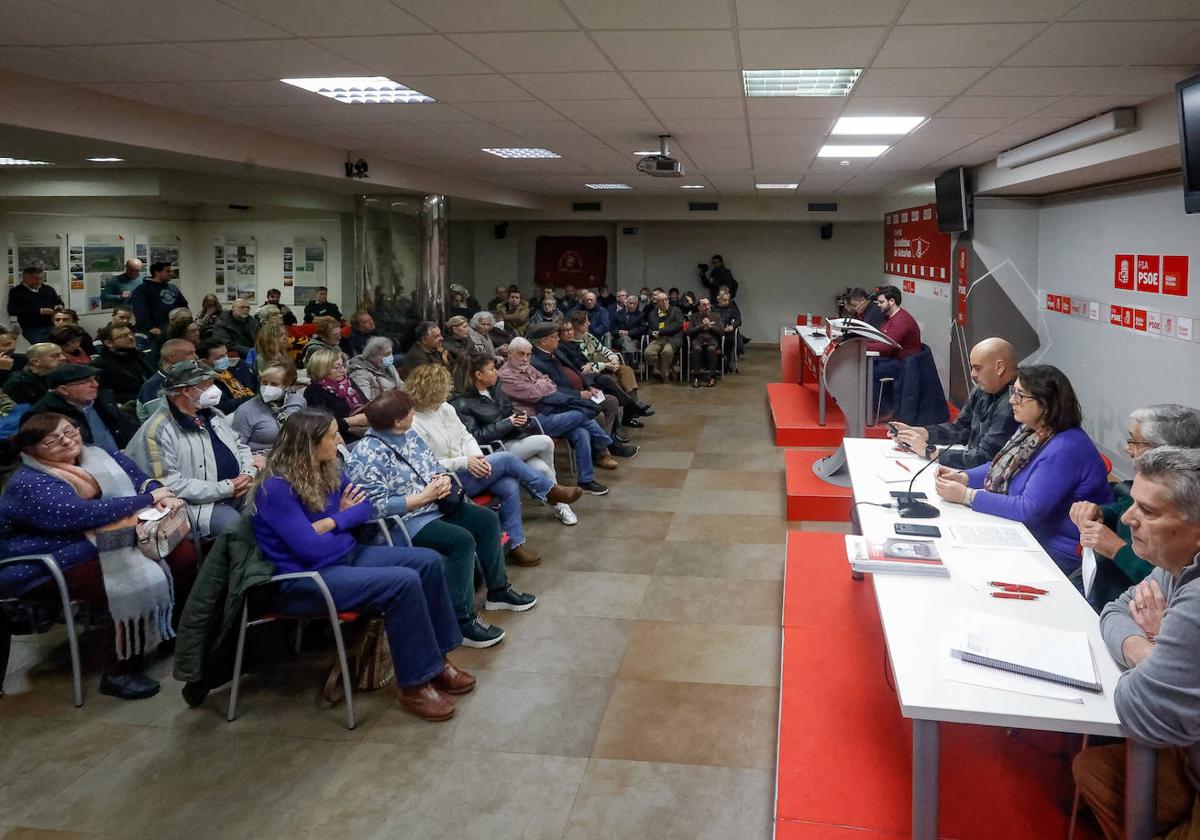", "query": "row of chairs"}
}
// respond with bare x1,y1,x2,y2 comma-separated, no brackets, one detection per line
628,330,741,383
